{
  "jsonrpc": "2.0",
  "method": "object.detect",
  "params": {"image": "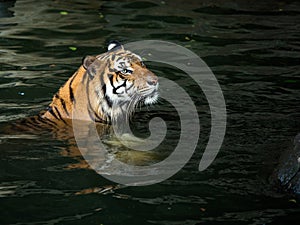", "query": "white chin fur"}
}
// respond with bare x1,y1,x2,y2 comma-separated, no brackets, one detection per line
144,92,159,105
